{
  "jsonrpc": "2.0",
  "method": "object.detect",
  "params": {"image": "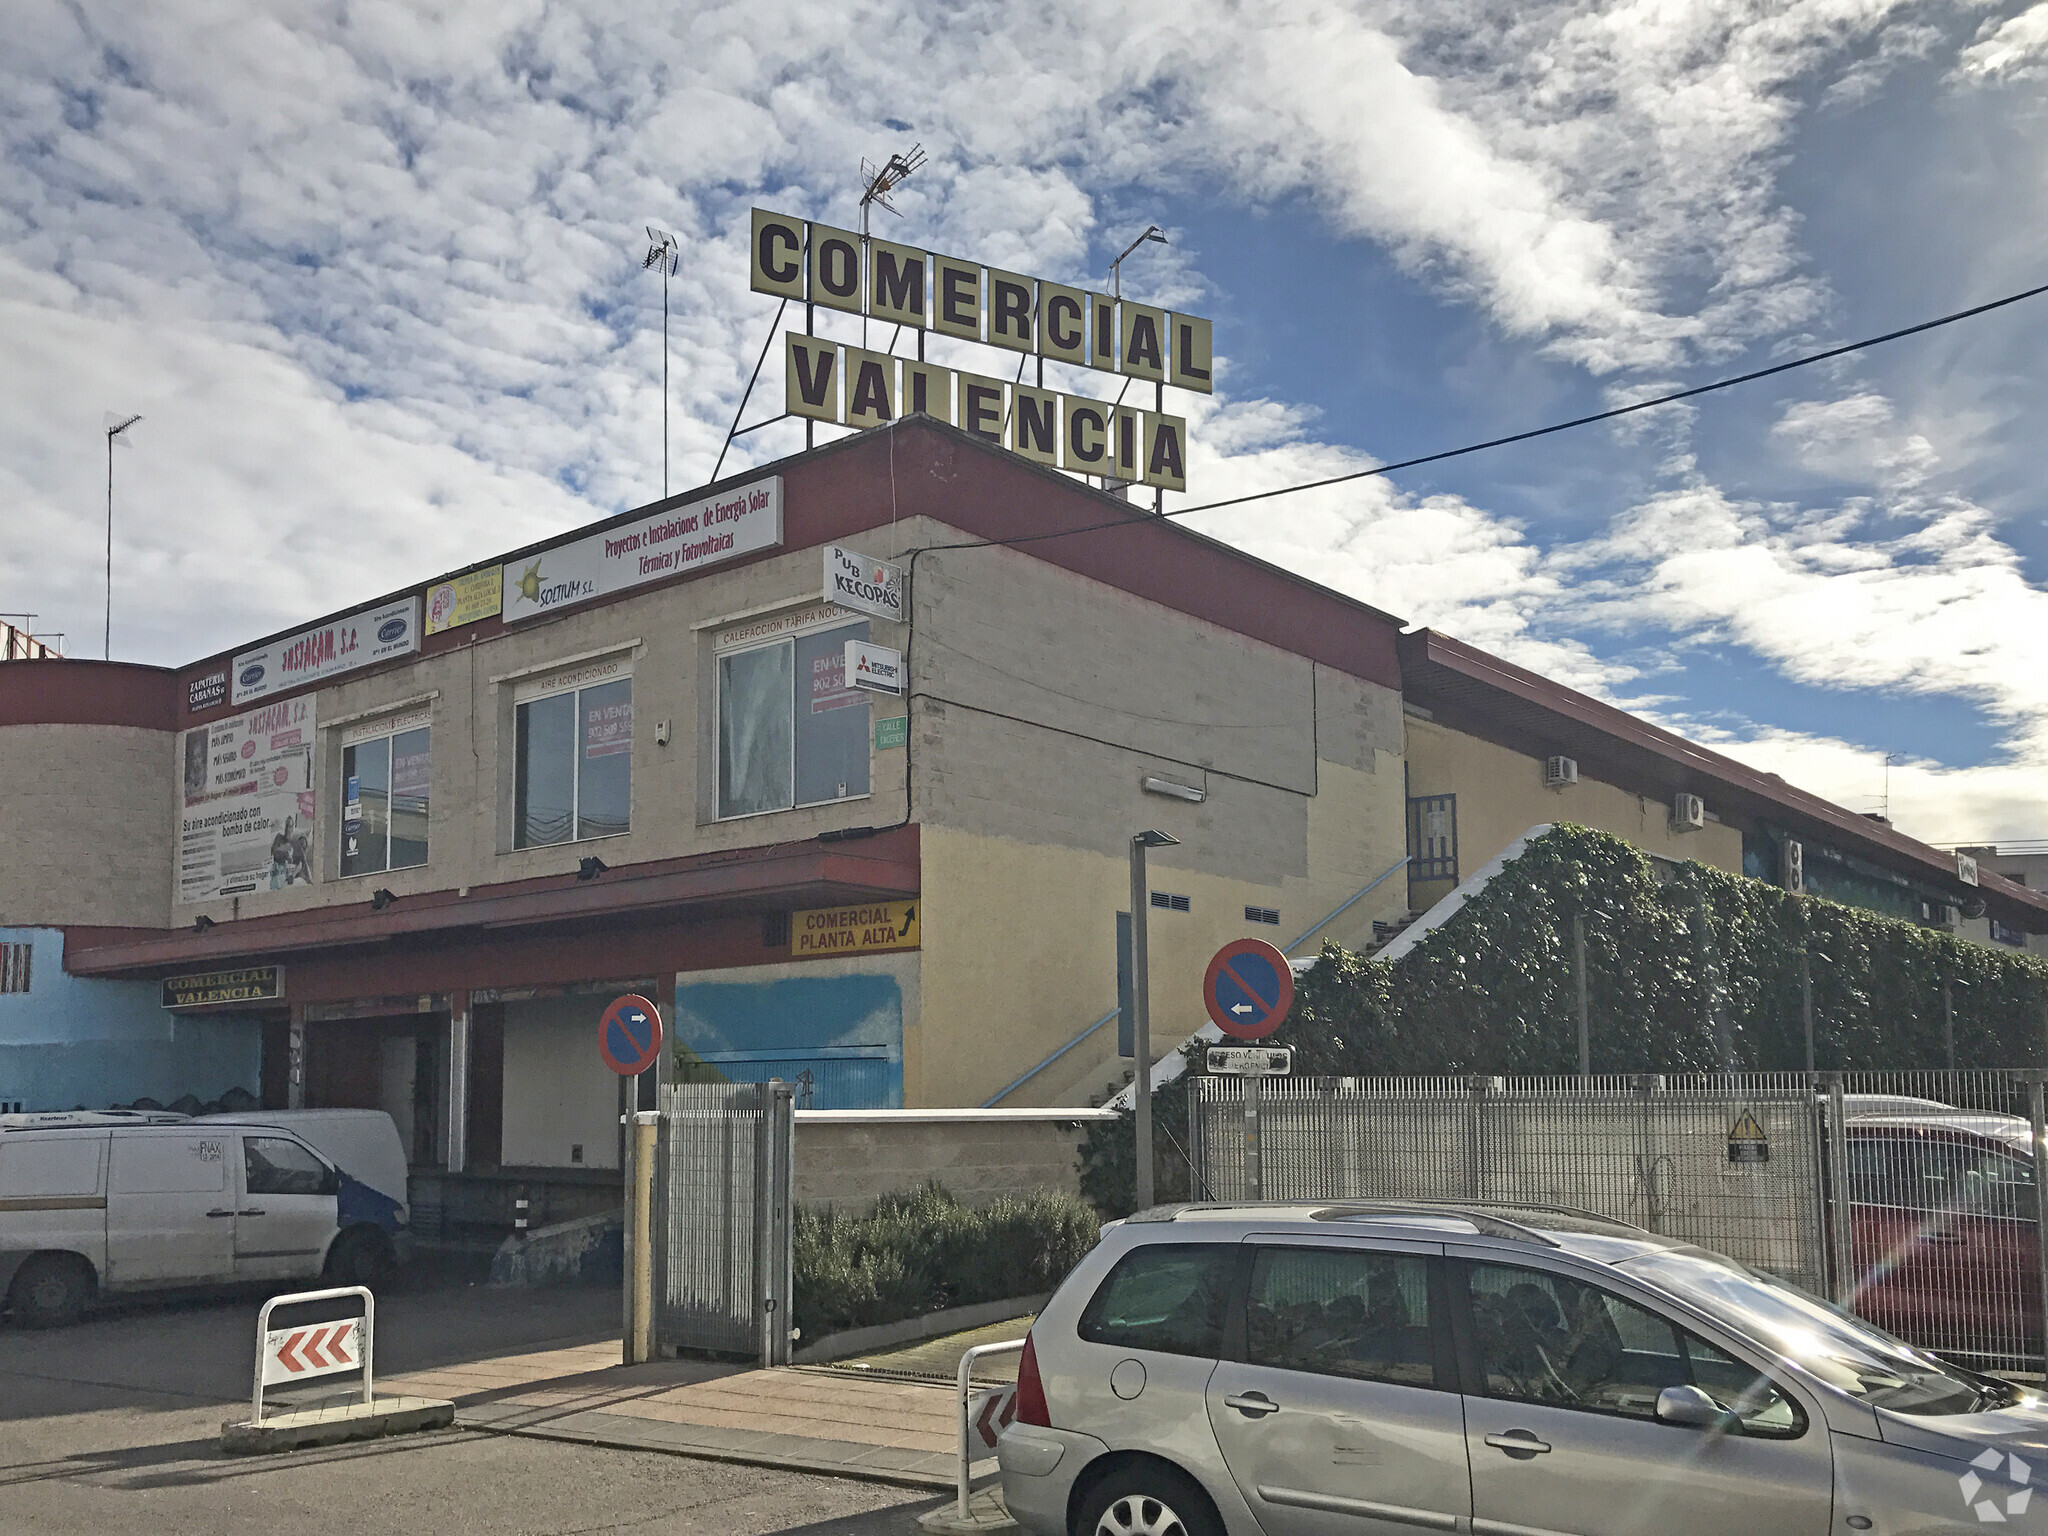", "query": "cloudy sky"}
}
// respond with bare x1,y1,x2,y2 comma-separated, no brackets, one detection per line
5,0,2047,846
